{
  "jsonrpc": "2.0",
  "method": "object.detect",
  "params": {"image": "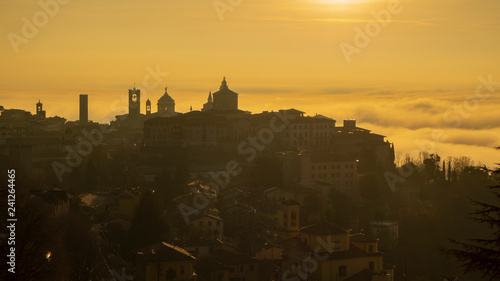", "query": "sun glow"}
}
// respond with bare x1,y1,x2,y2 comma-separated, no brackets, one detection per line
315,0,375,5
317,0,360,3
